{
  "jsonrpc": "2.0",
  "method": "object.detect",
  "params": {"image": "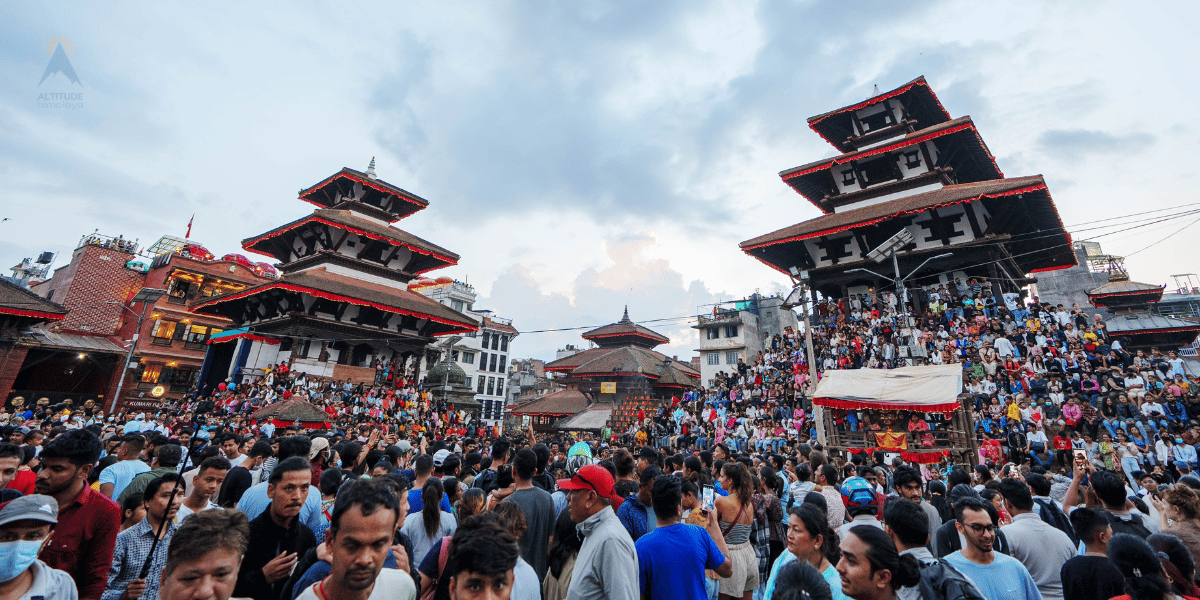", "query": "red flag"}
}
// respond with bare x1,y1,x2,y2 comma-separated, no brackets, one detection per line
185,214,194,238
